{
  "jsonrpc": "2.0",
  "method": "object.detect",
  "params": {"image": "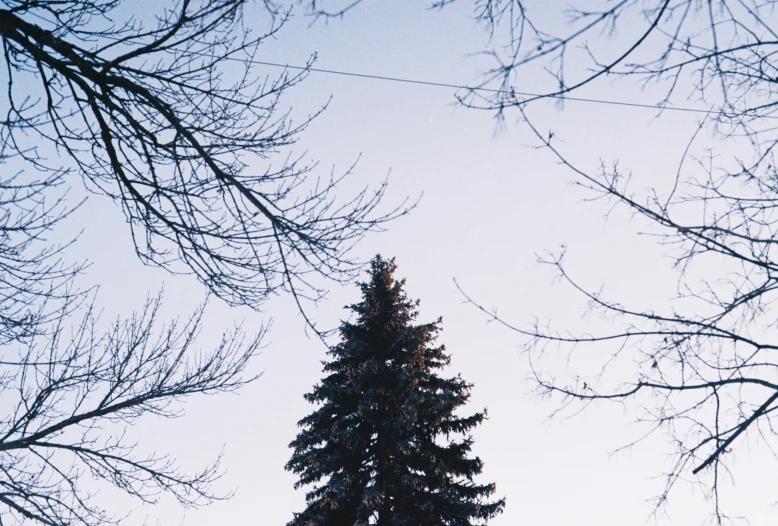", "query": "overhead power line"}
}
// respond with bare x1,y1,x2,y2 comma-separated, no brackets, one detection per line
17,8,748,119
251,60,720,116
